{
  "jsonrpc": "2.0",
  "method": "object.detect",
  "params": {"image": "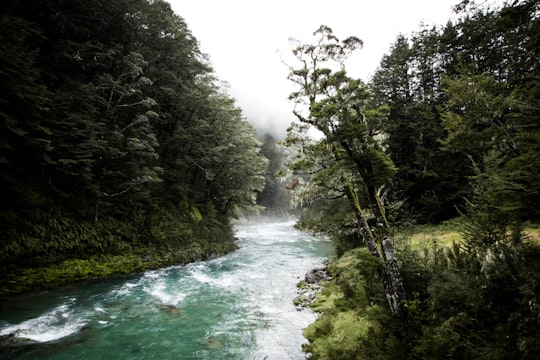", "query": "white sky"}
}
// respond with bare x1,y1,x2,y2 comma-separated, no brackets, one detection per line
168,0,461,137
